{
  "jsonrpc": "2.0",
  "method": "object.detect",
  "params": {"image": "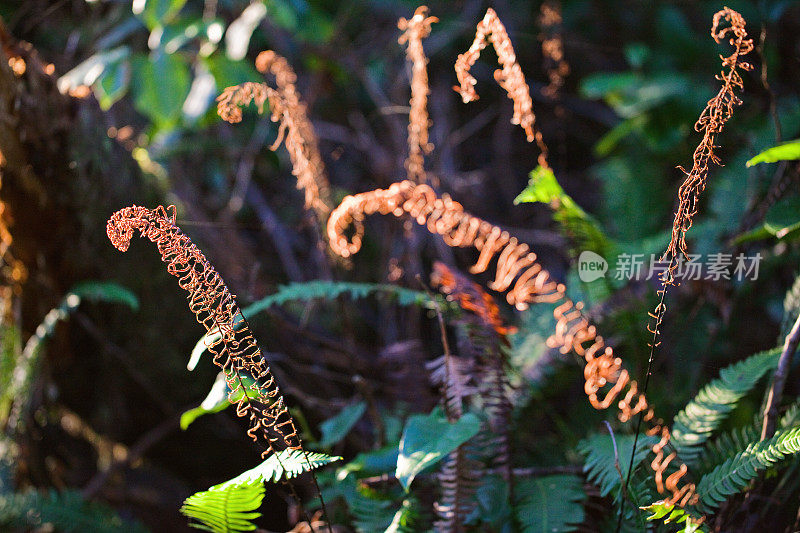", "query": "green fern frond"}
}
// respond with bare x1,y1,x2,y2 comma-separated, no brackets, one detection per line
0,489,147,532
696,424,800,513
219,449,340,488
641,501,706,532
578,432,658,499
515,475,586,533
514,165,612,259
780,398,800,429
349,488,420,533
670,348,780,466
188,281,441,370
698,422,760,474
180,480,264,533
